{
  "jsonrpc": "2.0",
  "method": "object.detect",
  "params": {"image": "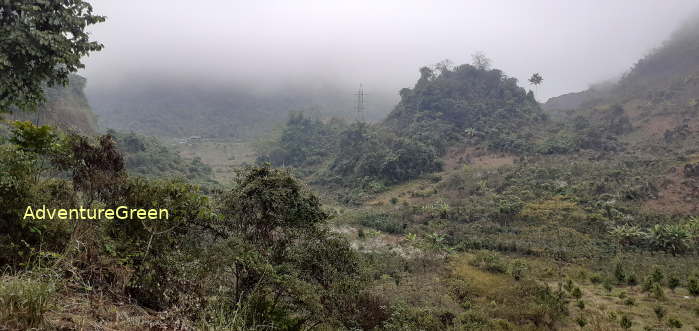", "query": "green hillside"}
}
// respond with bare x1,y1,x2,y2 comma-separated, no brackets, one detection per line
4,3,699,330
